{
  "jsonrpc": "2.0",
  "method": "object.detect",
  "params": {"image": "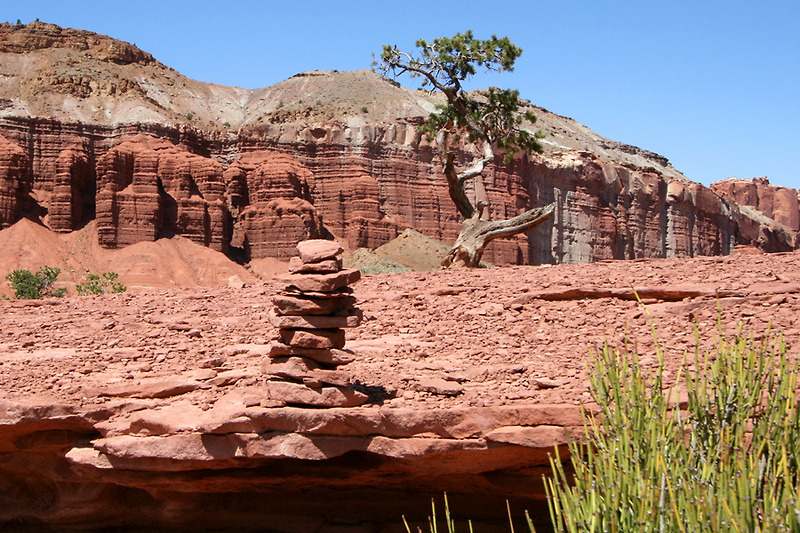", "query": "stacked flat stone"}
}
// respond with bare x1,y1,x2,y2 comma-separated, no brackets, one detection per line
263,239,368,407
